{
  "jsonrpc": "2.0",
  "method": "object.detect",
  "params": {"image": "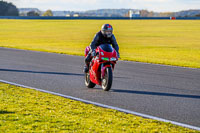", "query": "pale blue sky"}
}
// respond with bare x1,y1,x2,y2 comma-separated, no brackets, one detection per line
7,0,200,12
